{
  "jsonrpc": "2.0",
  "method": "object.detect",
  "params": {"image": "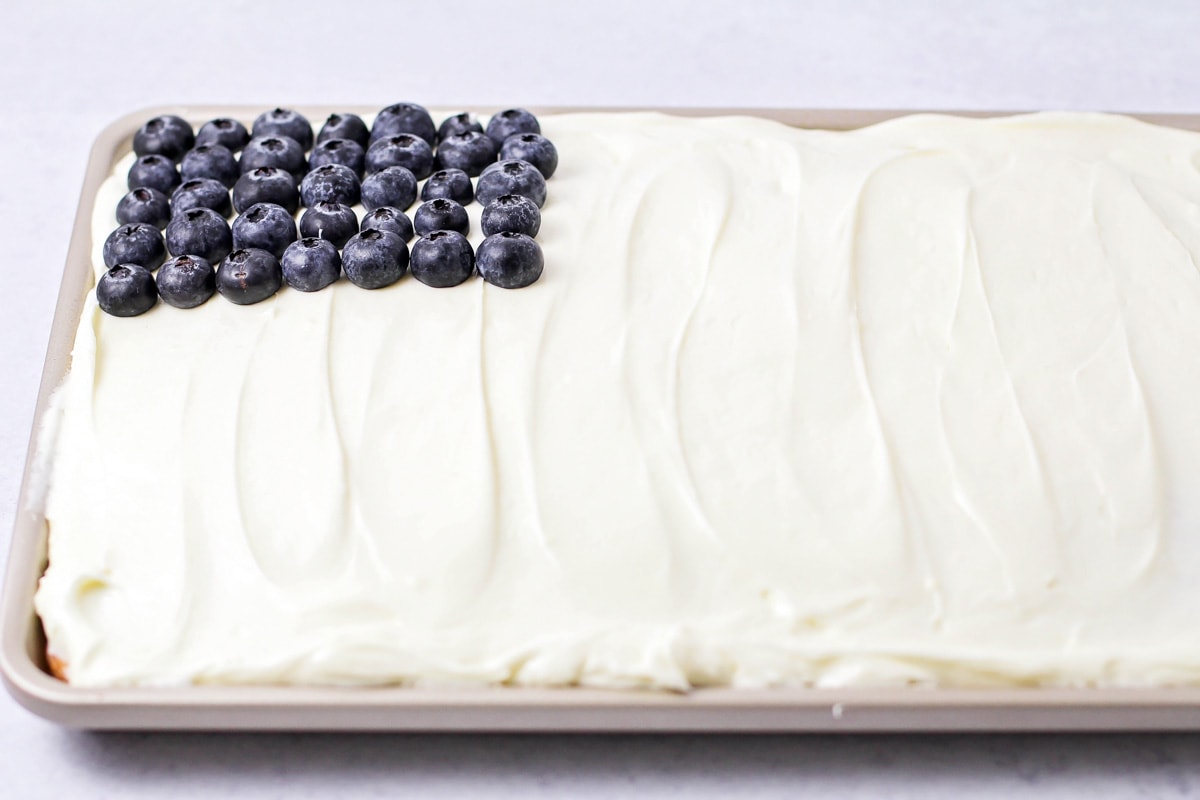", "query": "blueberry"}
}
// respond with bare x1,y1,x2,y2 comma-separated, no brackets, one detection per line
309,138,366,177
240,136,307,180
132,114,195,162
171,178,233,218
410,230,475,288
476,159,547,207
421,168,474,205
156,255,216,309
476,232,543,289
217,248,283,305
359,206,413,242
485,108,540,148
116,187,170,229
231,202,297,260
365,134,434,180
96,264,158,317
232,167,299,214
299,202,359,248
360,166,417,211
127,154,181,194
252,108,313,152
436,112,483,143
500,133,558,179
165,207,233,263
434,131,497,177
300,163,361,207
181,143,239,188
281,238,341,292
413,198,469,237
317,113,369,148
370,102,436,147
103,223,167,270
481,194,541,237
195,117,250,152
341,229,408,289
